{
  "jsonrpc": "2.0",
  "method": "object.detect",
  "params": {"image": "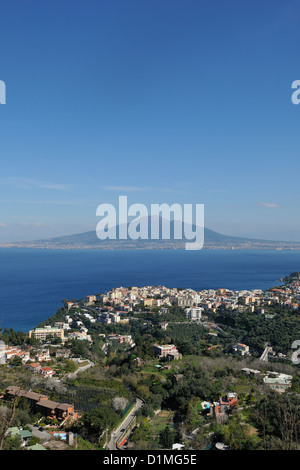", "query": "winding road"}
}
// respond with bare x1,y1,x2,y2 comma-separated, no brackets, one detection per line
106,398,144,450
